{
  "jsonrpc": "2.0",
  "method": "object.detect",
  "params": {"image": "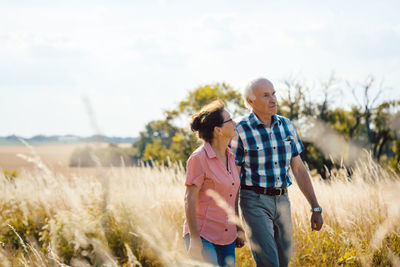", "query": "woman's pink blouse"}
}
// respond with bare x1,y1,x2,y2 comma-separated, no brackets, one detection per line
183,142,240,245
